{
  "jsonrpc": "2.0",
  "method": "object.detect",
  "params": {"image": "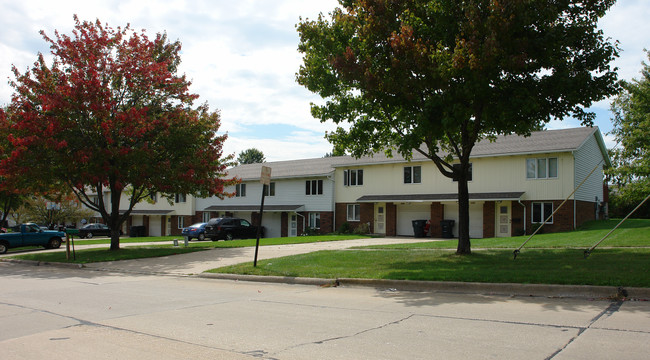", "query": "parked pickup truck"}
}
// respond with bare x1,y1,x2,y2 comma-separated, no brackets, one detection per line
0,223,65,254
